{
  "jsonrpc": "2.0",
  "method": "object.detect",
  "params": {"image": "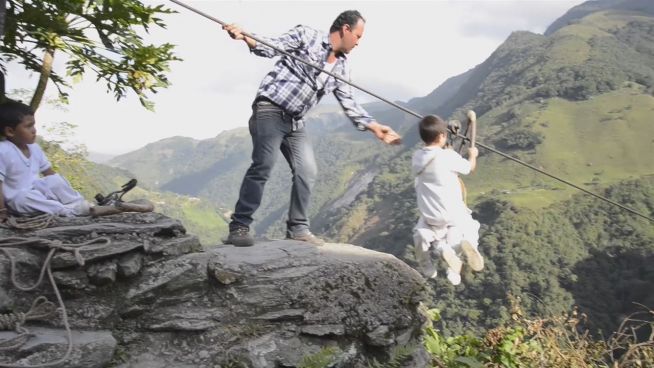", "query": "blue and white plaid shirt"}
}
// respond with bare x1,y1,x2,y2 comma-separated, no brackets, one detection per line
251,25,374,131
